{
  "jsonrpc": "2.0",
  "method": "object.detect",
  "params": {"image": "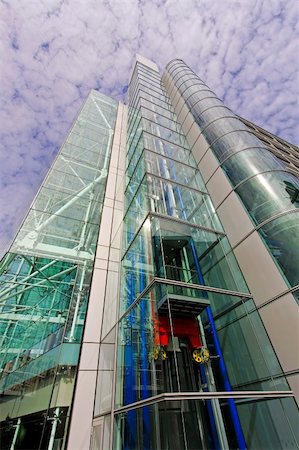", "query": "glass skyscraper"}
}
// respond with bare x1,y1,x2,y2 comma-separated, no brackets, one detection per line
0,55,298,450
